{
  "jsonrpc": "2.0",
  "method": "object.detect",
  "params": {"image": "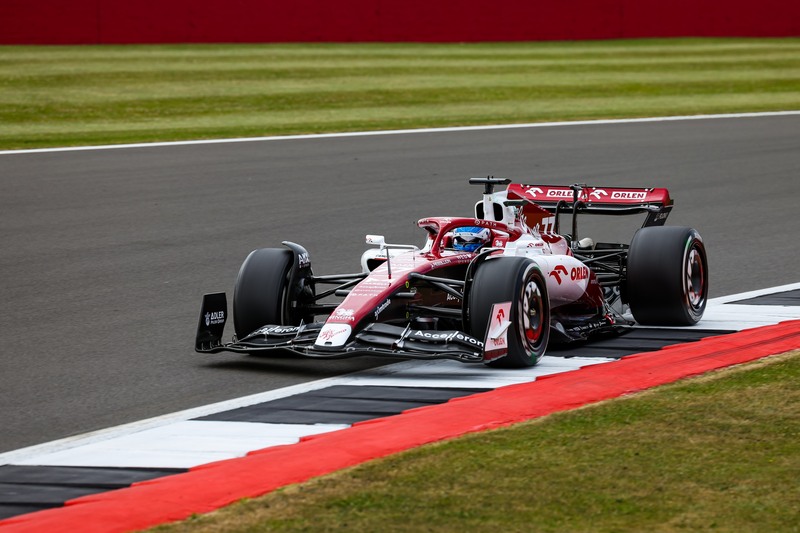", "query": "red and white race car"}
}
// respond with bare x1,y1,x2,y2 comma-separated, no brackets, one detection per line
196,177,708,368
